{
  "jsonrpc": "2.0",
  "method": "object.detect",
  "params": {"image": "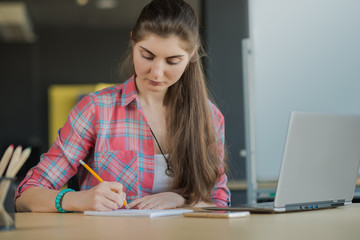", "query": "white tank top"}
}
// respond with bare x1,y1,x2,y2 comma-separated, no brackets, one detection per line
151,154,172,194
